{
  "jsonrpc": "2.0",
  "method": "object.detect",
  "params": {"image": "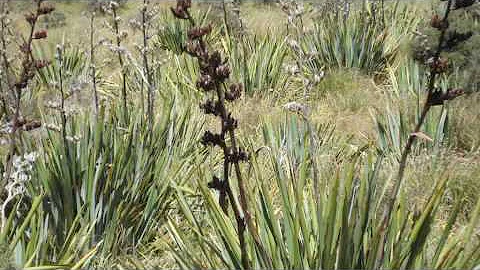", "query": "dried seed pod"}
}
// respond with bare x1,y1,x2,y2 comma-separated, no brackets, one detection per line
430,14,449,30
201,130,225,148
200,100,222,116
208,51,222,69
38,3,55,15
215,64,231,81
208,176,227,191
171,6,189,19
35,59,51,69
22,120,41,131
178,0,192,9
33,30,48,39
171,0,192,20
185,40,206,57
428,88,465,106
429,57,449,74
224,113,238,131
25,12,37,24
225,83,242,102
187,24,212,40
227,148,249,163
196,74,215,91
